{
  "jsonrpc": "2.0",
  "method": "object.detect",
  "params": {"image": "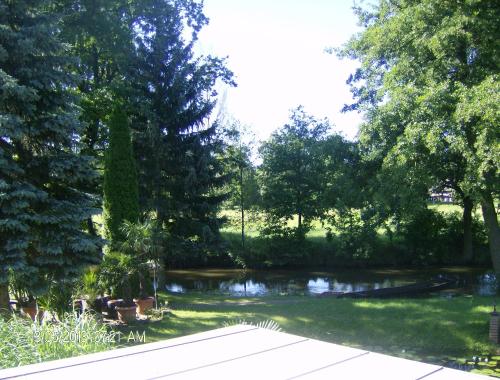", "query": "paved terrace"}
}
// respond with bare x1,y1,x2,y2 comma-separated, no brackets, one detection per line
0,325,489,379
